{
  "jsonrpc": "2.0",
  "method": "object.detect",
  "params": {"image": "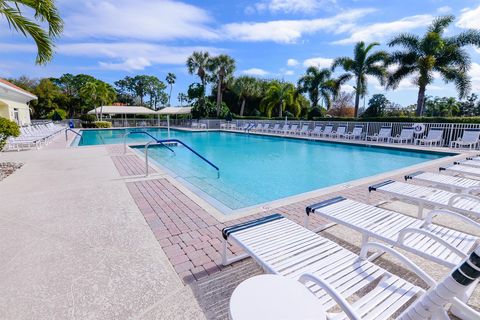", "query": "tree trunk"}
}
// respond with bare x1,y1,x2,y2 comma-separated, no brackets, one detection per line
354,78,361,118
240,99,246,116
416,85,426,116
216,77,223,117
168,84,173,107
278,101,283,118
